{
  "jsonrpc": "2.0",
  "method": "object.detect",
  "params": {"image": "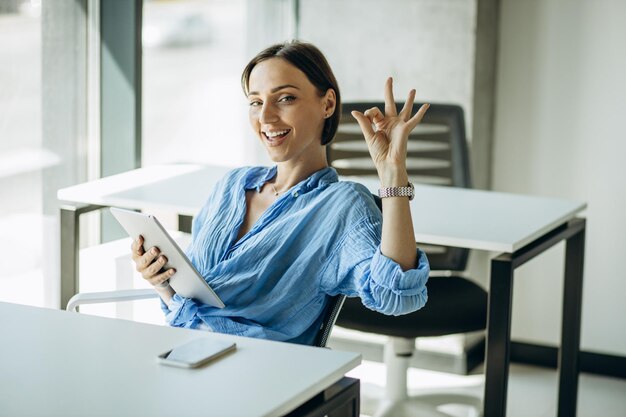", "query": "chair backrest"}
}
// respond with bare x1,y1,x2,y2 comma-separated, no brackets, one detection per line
328,102,472,271
313,294,346,347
